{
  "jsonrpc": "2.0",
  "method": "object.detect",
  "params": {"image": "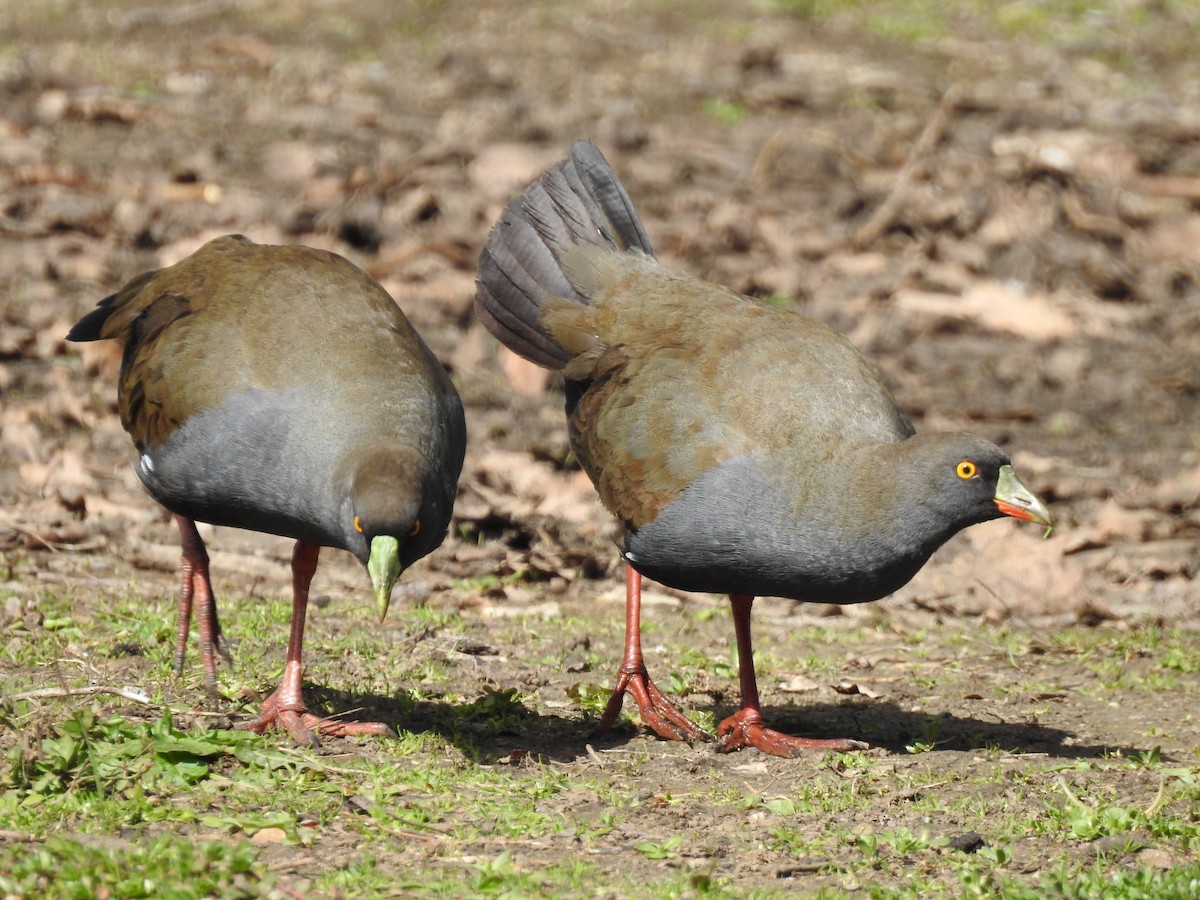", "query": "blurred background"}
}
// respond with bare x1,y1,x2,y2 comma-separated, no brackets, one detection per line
2,0,1198,657
5,2,1200,893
